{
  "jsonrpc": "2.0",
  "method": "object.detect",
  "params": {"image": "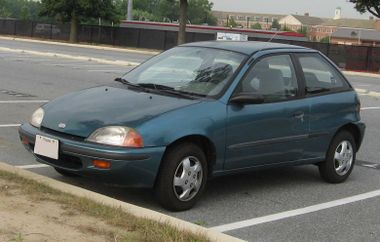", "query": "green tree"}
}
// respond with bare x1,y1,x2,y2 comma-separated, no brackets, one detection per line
272,19,281,30
114,0,217,25
40,0,118,43
133,9,160,21
282,24,293,31
187,0,217,25
320,36,330,43
297,26,308,36
158,0,178,22
349,0,380,17
0,0,42,20
251,22,262,30
20,5,30,20
0,7,11,18
225,16,238,28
